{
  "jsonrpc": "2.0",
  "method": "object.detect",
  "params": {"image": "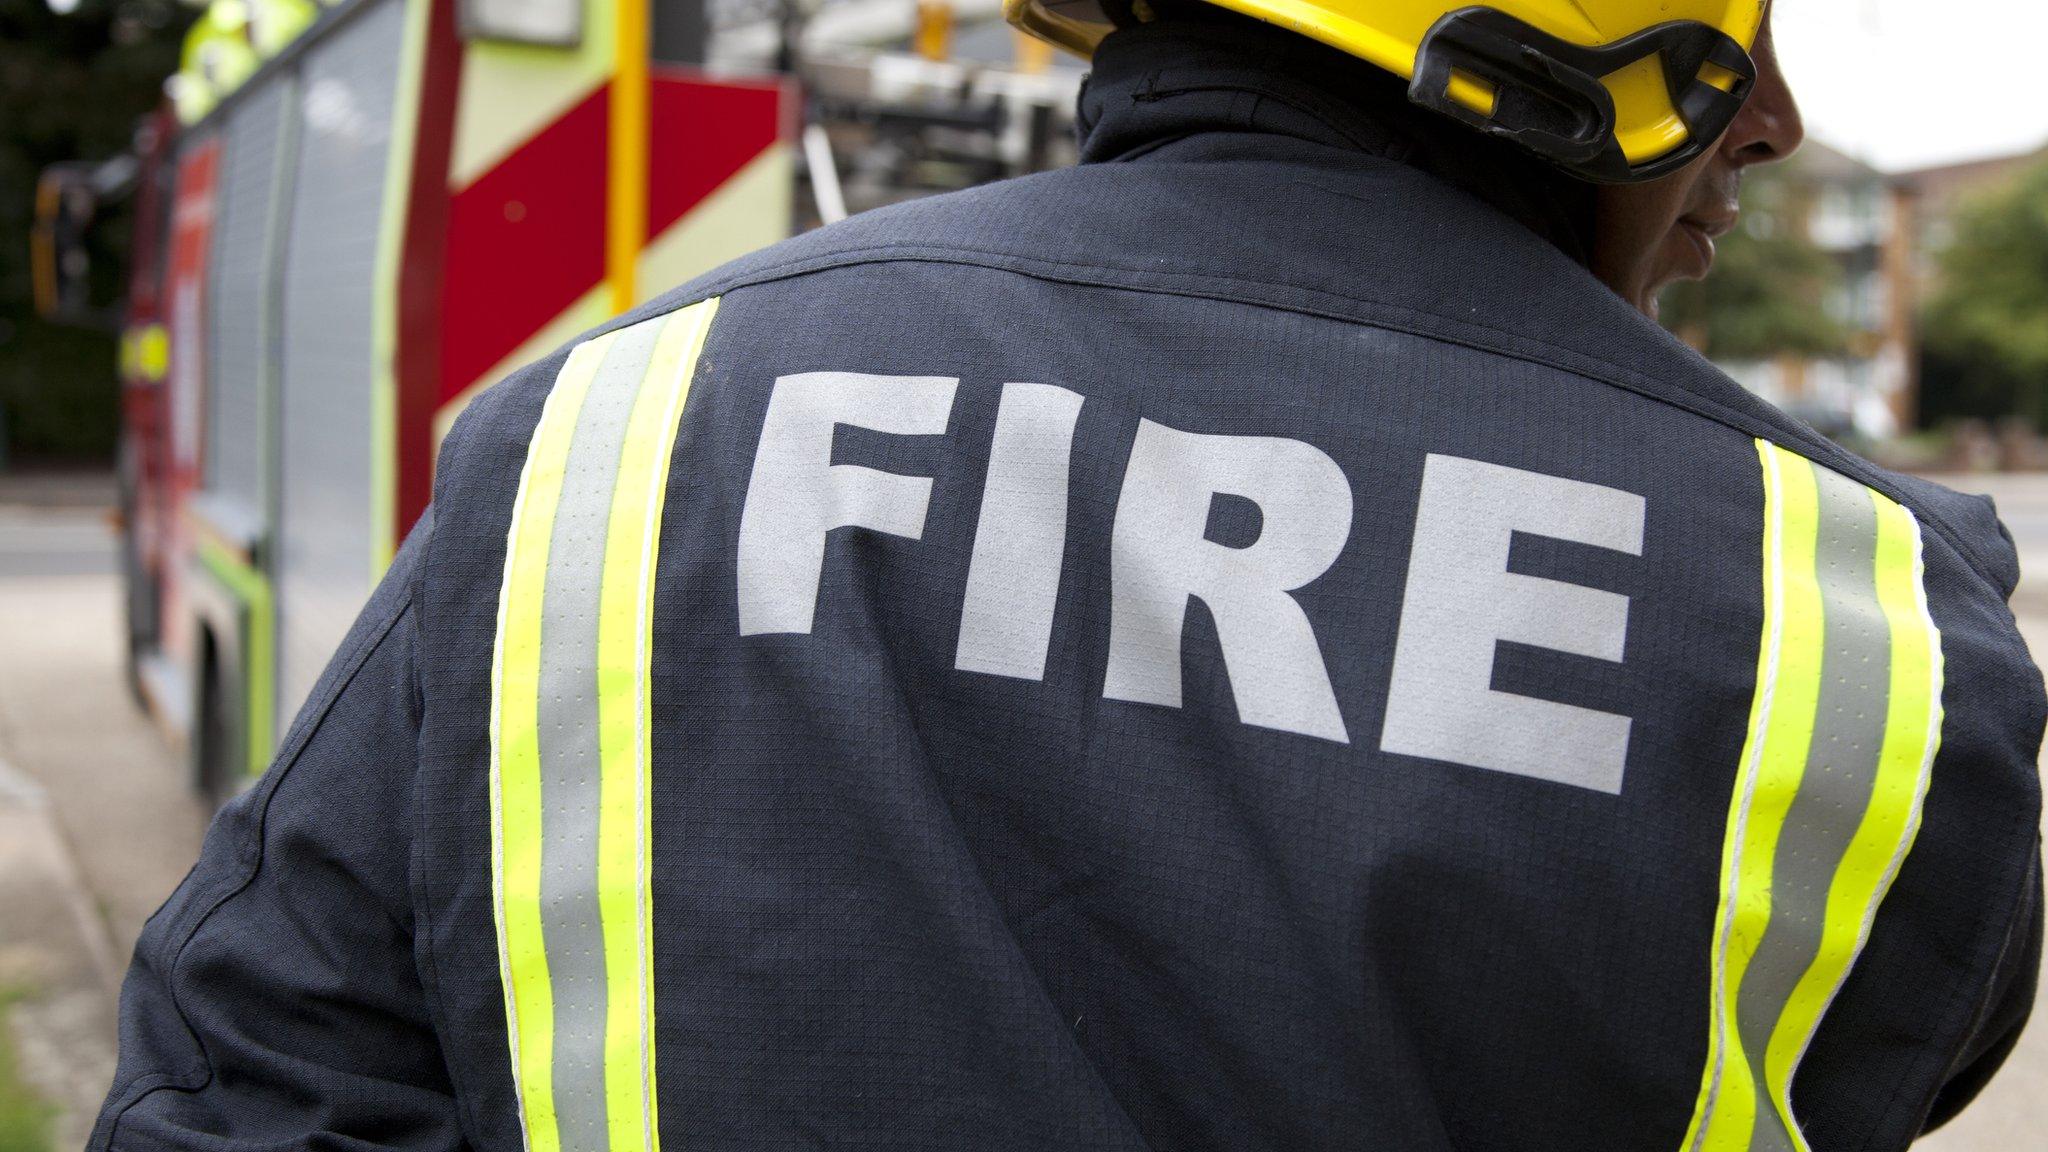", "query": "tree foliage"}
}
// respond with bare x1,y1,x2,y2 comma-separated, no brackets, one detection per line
1659,164,1853,361
0,0,191,462
1919,157,2048,428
